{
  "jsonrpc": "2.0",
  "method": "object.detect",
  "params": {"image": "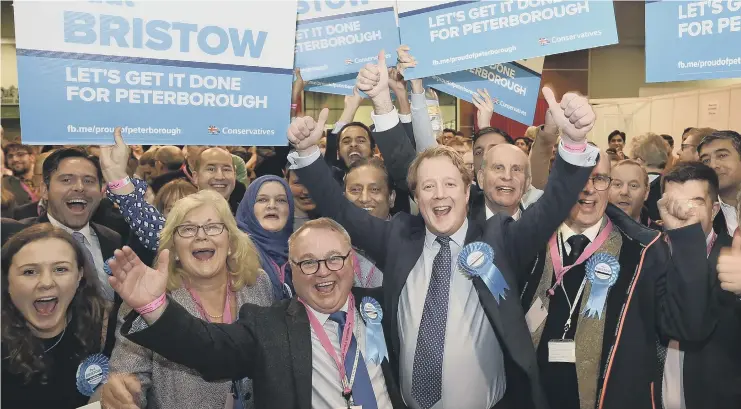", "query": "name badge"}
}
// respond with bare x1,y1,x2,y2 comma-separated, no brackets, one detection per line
548,339,576,363
525,297,548,333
